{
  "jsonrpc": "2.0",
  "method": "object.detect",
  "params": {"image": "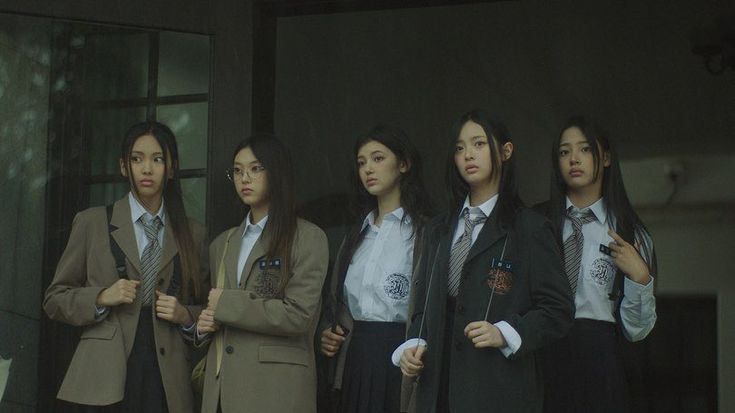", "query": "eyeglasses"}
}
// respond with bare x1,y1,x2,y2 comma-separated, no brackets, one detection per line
226,164,266,181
